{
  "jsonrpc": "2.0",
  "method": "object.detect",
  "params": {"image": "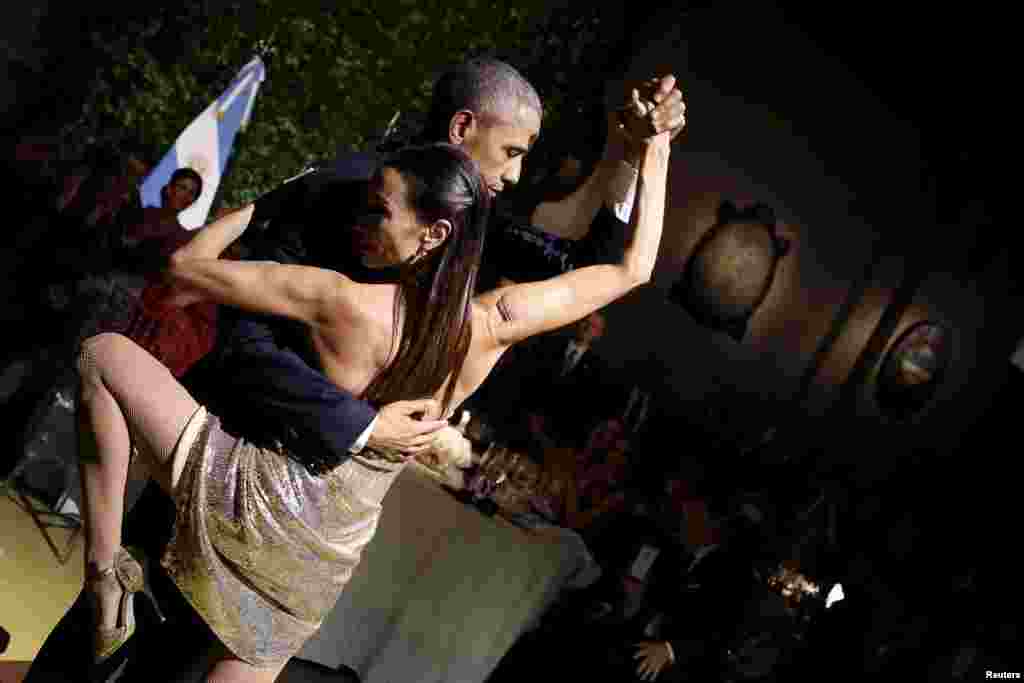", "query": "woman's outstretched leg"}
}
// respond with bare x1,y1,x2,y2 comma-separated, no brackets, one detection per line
76,332,201,640
77,348,131,596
